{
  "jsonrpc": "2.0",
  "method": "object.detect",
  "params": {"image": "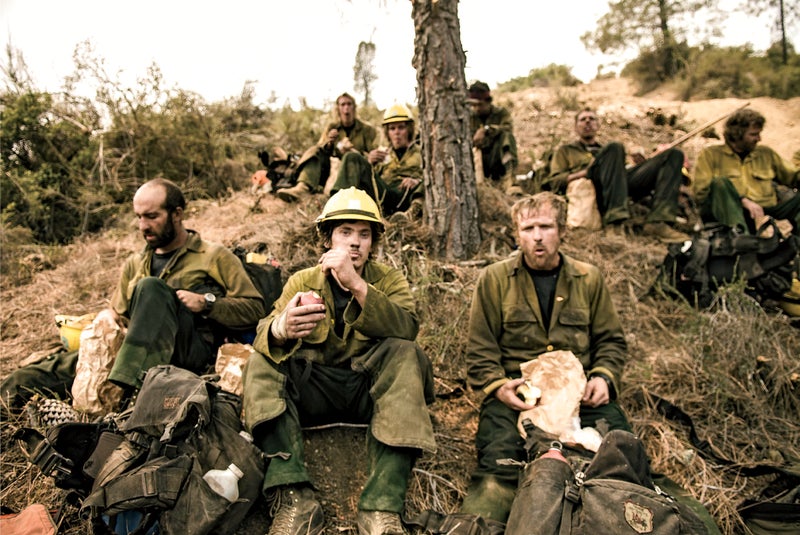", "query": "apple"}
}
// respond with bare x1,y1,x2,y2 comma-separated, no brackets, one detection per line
299,291,323,306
